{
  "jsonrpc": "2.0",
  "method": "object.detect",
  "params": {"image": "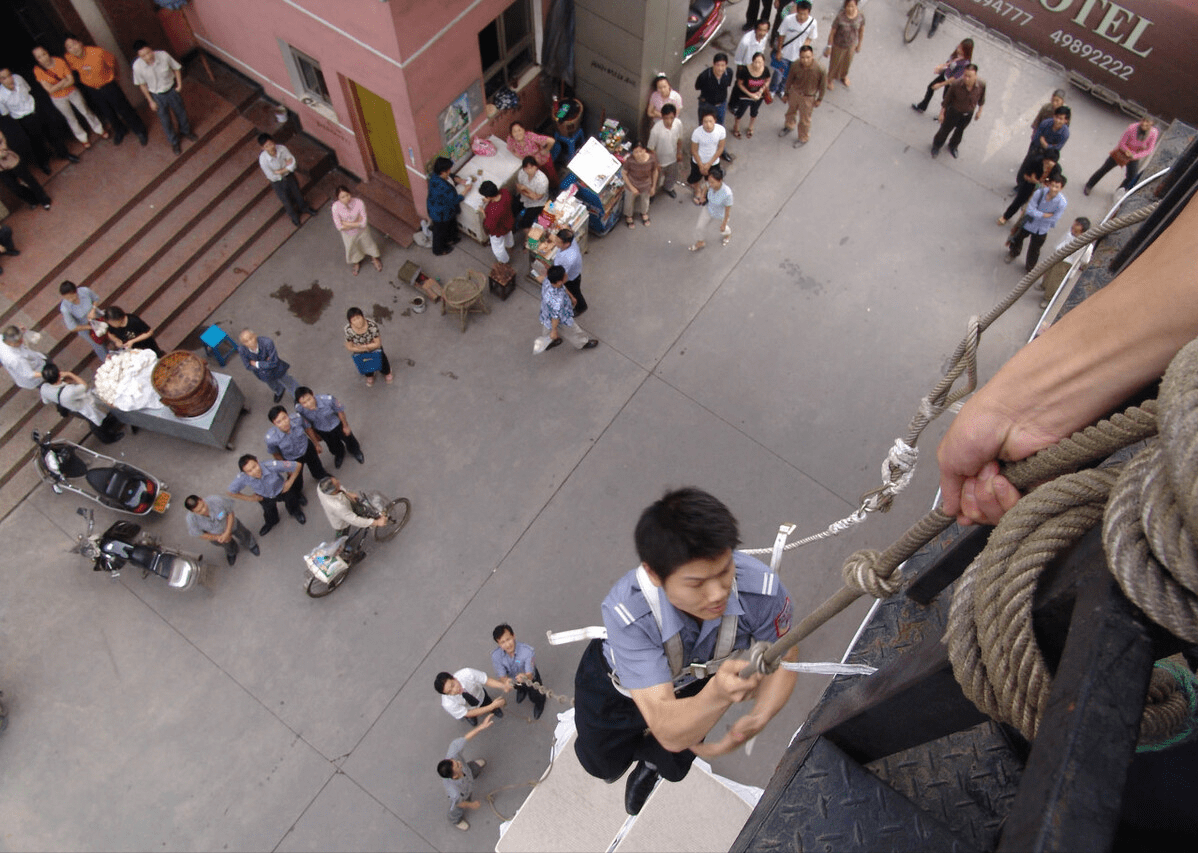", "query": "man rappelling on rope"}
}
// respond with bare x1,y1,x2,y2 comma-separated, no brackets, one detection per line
573,487,799,816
